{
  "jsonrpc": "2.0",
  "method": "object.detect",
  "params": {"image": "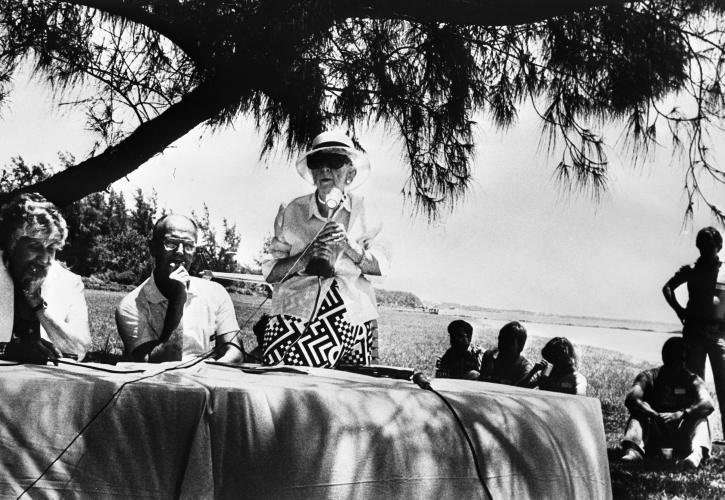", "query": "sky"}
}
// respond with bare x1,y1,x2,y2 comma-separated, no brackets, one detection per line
1,71,723,324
